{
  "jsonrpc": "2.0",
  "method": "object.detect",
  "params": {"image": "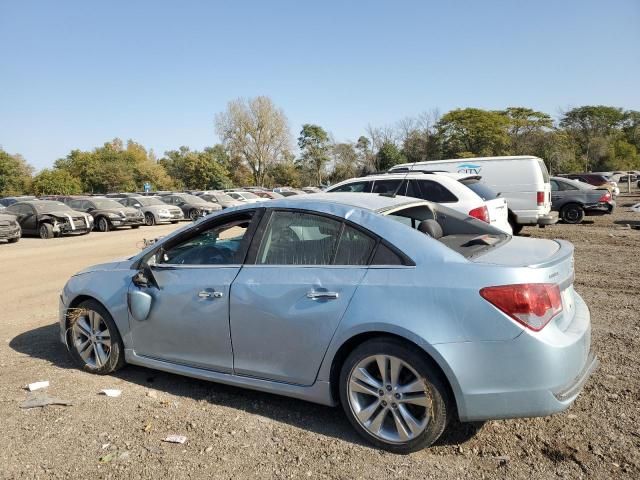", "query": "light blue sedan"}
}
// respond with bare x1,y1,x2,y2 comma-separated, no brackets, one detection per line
59,193,597,453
